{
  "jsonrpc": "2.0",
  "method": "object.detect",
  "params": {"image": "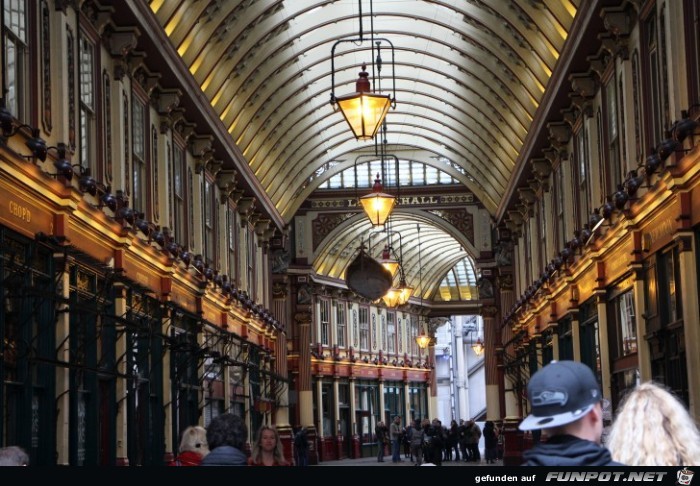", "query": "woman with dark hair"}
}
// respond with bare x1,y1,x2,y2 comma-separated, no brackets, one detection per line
200,413,248,466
